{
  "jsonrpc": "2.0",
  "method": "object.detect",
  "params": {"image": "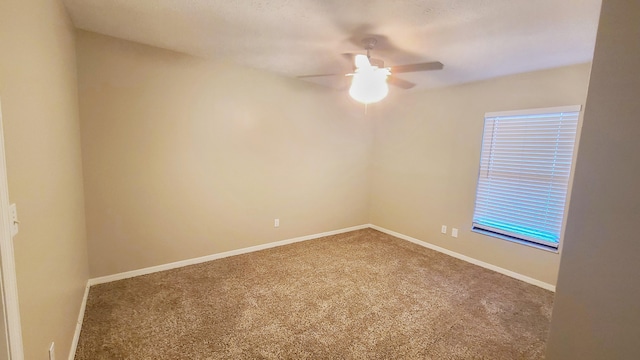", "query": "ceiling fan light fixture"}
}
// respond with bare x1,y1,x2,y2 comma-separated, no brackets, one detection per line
354,54,372,68
296,37,441,102
348,67,390,105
